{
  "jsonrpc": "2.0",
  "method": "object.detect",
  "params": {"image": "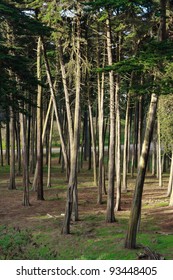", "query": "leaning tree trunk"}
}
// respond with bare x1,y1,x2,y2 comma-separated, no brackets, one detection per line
41,39,69,177
169,183,173,206
125,93,158,249
167,151,173,197
106,15,116,223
